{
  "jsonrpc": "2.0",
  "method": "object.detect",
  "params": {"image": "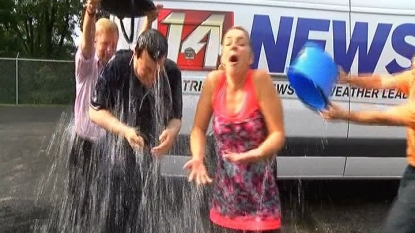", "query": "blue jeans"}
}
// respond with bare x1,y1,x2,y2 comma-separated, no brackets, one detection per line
382,165,415,233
